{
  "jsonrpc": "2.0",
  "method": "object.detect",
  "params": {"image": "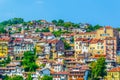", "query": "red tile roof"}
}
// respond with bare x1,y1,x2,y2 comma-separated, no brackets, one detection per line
93,54,106,58
108,67,120,72
99,26,112,30
47,39,59,44
0,37,10,41
42,32,53,36
75,38,88,42
105,37,116,40
51,71,69,75
77,32,96,35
